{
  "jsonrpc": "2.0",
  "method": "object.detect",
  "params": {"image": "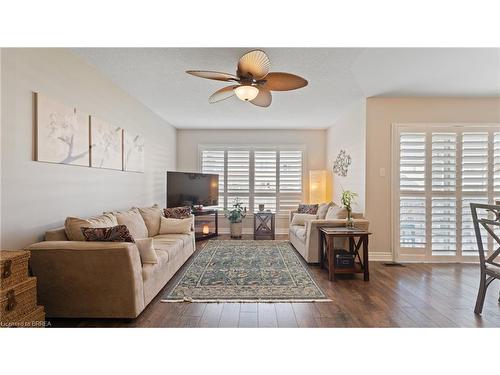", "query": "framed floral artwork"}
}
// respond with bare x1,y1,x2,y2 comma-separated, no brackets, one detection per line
35,93,90,166
90,116,123,170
